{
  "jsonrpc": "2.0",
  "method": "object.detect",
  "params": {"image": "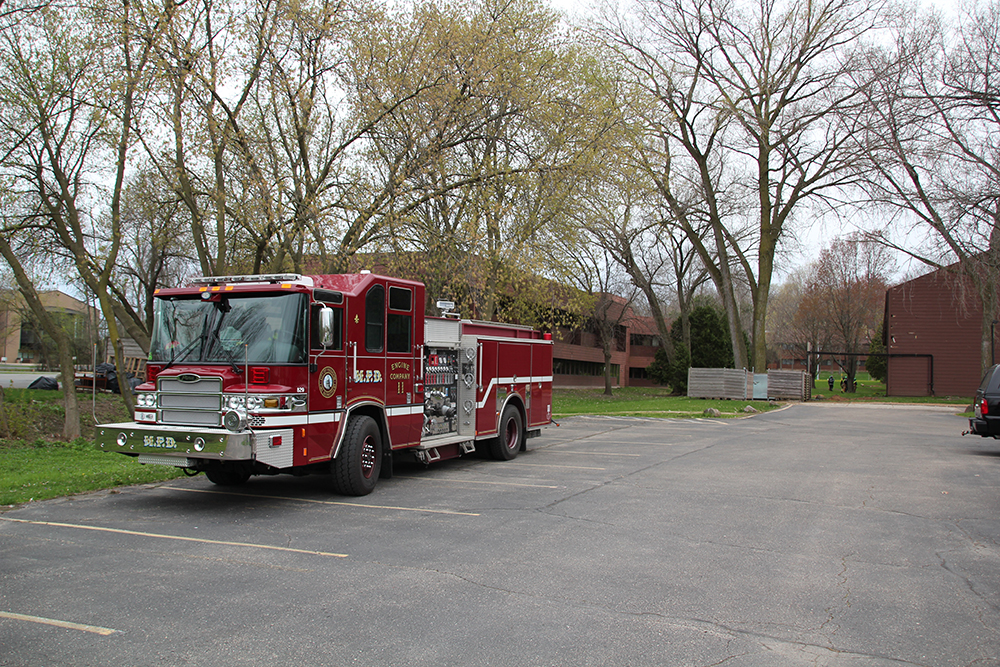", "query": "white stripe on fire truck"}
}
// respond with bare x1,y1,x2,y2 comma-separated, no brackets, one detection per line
476,376,553,410
386,405,424,417
258,412,341,428
307,412,342,425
